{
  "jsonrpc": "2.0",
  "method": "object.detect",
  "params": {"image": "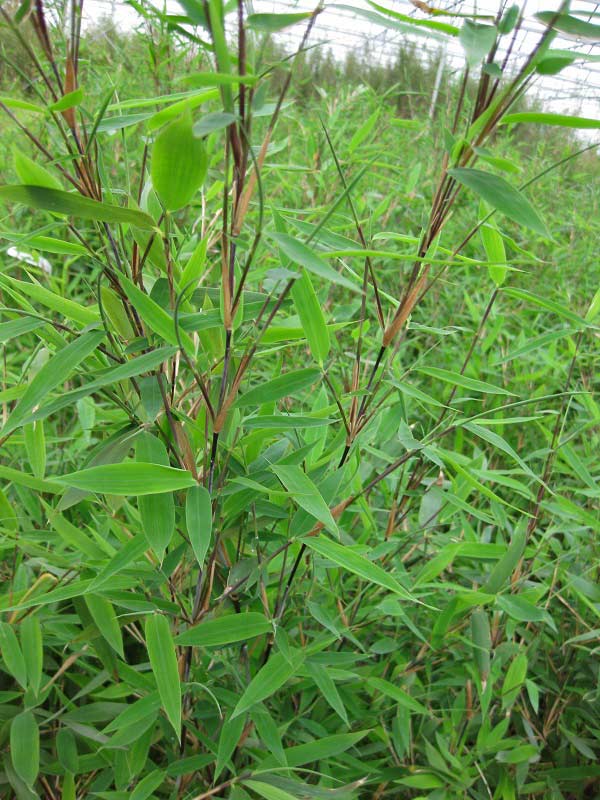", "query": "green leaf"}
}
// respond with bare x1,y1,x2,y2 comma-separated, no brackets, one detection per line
0,622,28,688
103,692,160,733
0,274,100,326
497,594,552,626
235,368,320,408
185,485,212,568
0,96,45,113
135,432,176,561
89,535,148,591
368,676,428,714
1,233,88,257
349,109,379,152
57,463,196,495
535,11,600,41
56,728,79,773
448,168,549,237
502,112,600,129
24,420,46,479
0,185,155,229
269,232,360,293
306,661,349,724
242,414,334,431
145,614,181,739
14,151,62,191
272,465,338,533
470,608,491,680
368,1,459,35
247,12,312,32
130,769,166,800
193,111,237,137
502,652,527,708
244,782,297,800
460,20,497,67
302,535,415,602
482,526,526,594
415,366,515,396
479,205,507,287
85,594,125,658
49,88,84,112
121,275,194,351
151,111,207,210
1,330,104,436
215,714,245,780
20,616,43,695
176,612,271,647
10,711,39,787
502,286,589,327
232,649,304,718
262,731,369,768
